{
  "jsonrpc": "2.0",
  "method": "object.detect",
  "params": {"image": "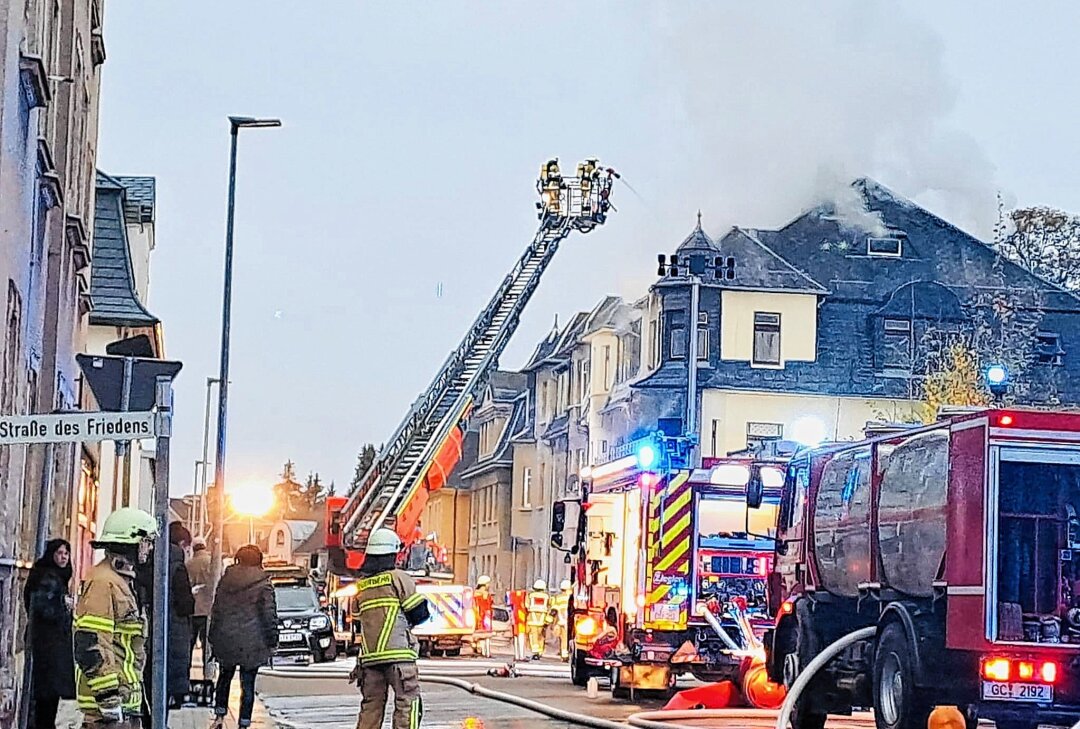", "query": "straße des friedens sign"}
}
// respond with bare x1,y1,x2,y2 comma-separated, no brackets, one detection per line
0,411,157,445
